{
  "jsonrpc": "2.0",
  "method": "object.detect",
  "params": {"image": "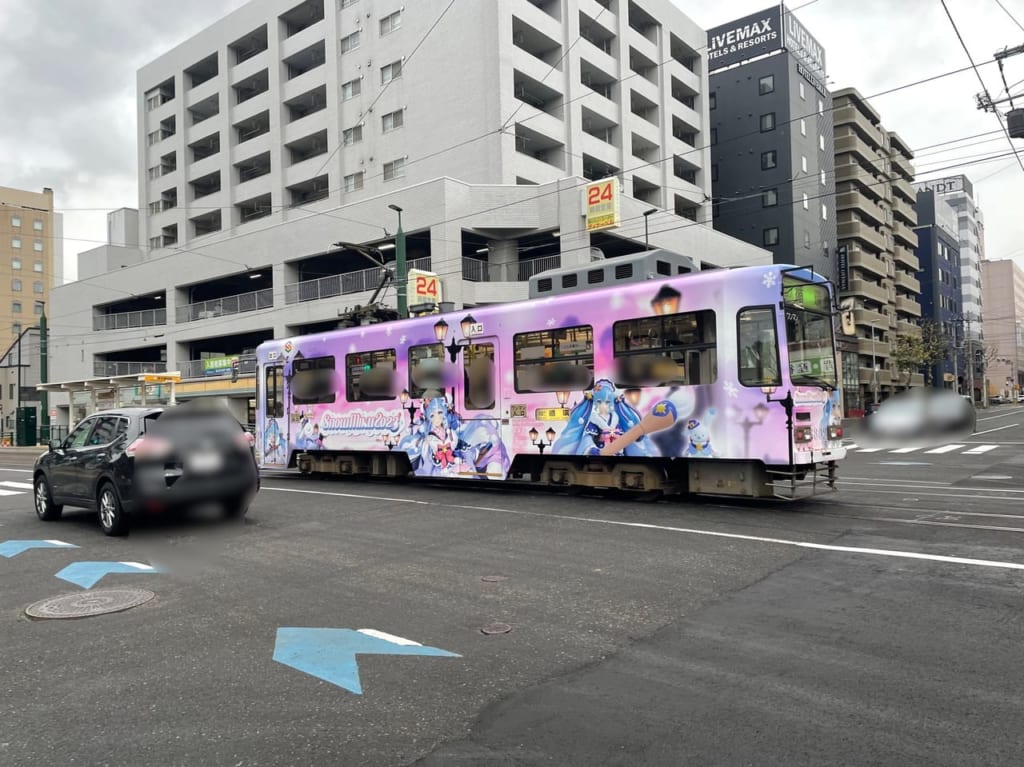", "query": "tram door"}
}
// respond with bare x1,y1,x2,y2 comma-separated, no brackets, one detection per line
262,364,287,467
458,338,505,479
